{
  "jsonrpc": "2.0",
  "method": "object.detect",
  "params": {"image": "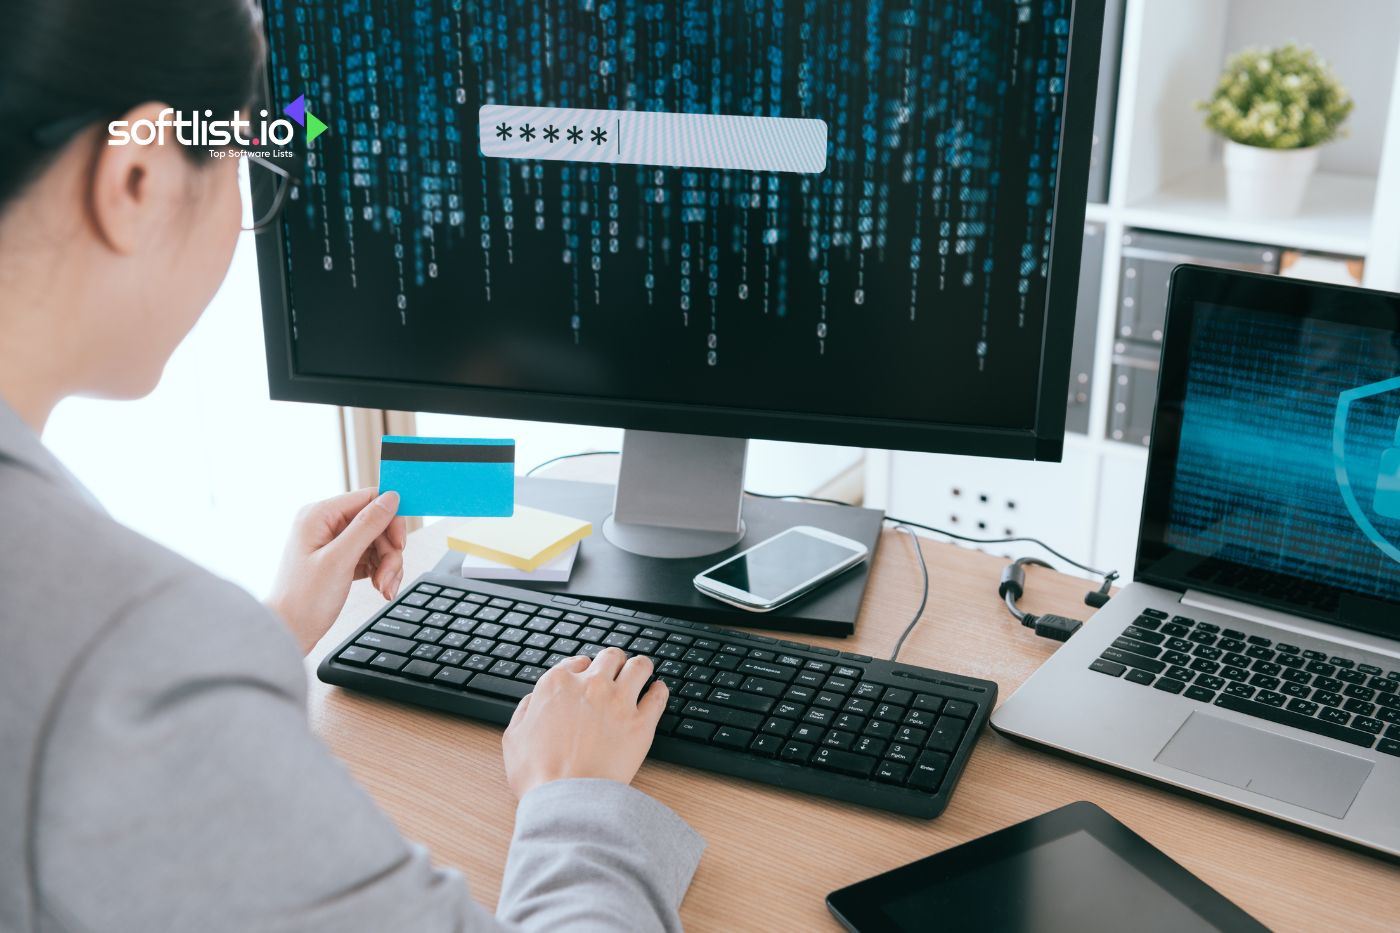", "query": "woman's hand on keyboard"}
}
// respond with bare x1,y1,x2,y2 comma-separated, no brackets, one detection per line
502,647,669,798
